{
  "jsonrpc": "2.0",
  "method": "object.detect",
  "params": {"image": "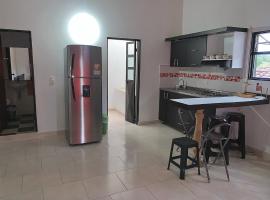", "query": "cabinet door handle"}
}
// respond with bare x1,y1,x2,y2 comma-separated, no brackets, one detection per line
176,59,179,66
191,63,197,66
191,49,198,52
166,93,169,99
173,59,176,66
